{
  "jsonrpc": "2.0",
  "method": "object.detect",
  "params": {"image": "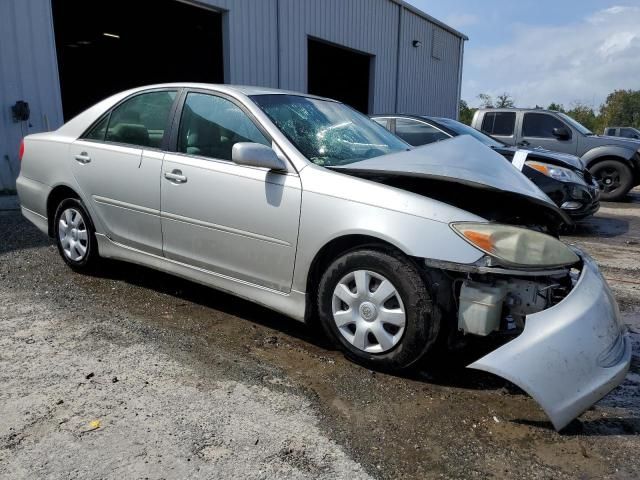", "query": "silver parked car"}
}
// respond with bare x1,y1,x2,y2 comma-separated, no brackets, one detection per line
17,84,630,430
